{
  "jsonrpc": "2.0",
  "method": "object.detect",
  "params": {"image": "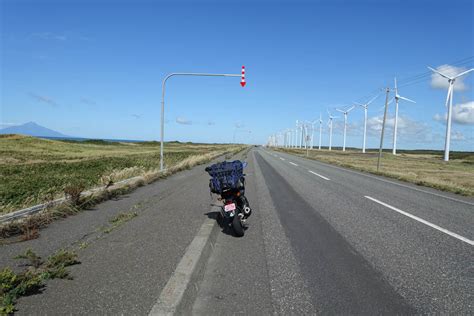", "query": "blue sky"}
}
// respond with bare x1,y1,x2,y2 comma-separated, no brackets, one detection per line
1,0,473,150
